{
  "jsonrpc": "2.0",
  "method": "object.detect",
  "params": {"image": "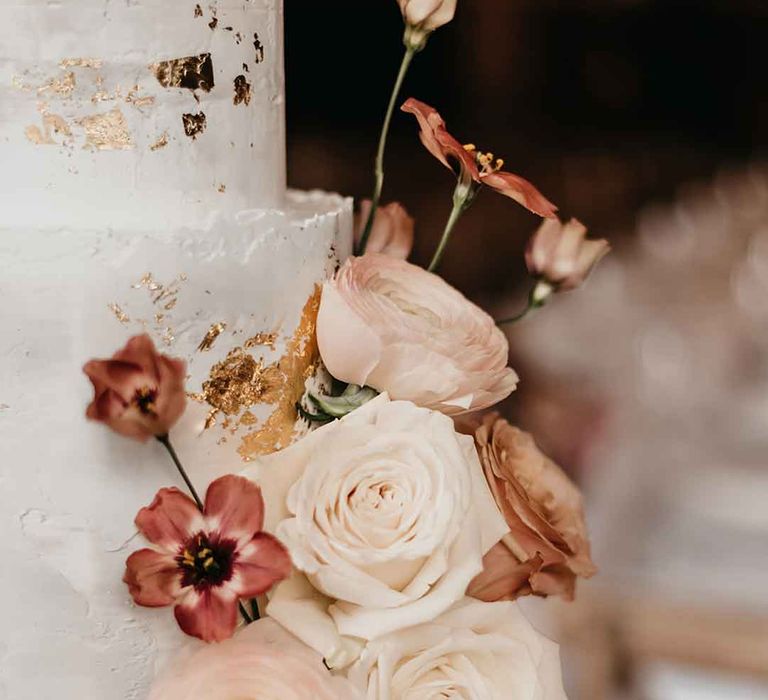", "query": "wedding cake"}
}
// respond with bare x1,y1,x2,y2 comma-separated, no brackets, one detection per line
0,1,351,697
